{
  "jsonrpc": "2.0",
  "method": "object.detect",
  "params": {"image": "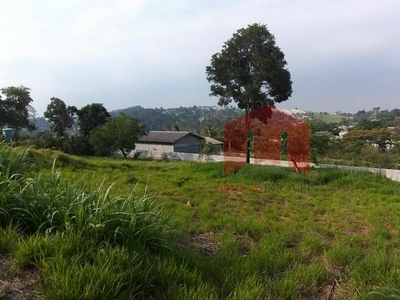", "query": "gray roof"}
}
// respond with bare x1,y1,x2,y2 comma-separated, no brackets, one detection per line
204,137,223,145
138,131,203,144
